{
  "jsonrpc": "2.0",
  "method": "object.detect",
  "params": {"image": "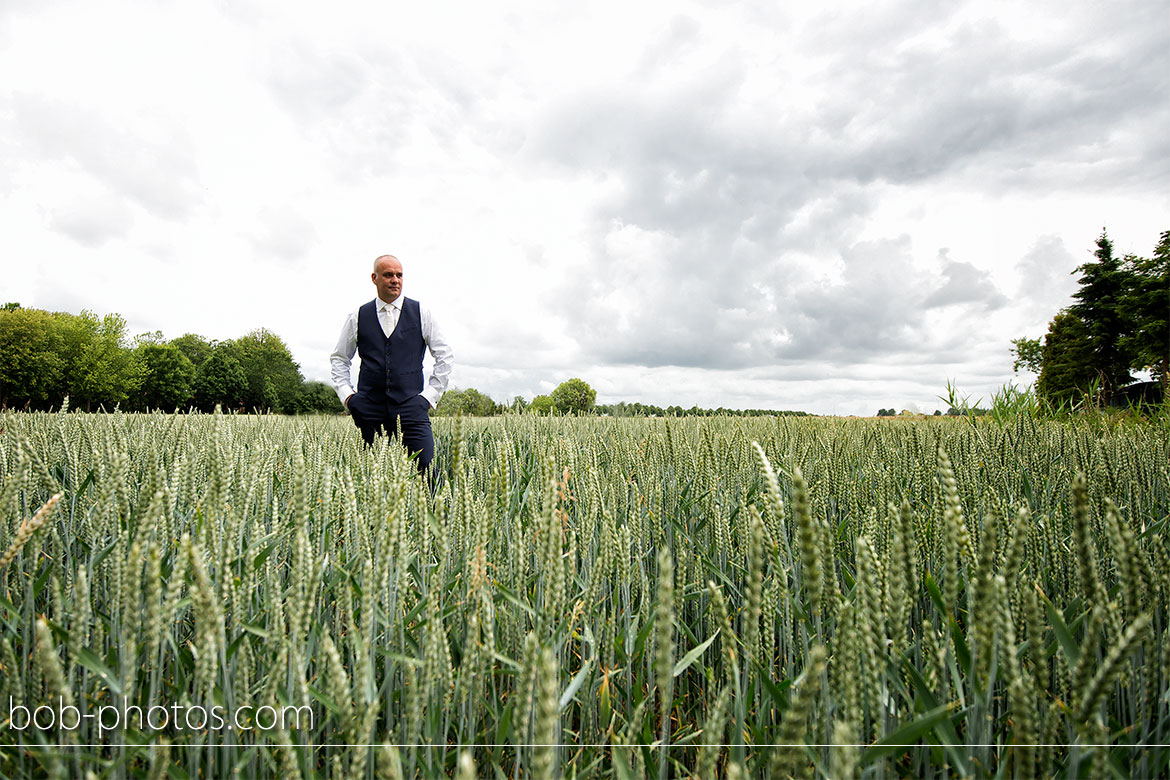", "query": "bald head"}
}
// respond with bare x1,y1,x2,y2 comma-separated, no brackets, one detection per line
372,255,404,303
373,254,399,272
